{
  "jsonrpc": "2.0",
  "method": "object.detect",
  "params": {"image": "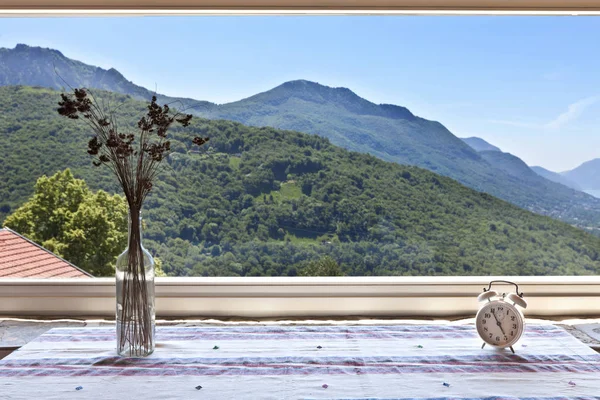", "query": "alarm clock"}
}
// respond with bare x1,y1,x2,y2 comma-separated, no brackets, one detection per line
476,280,527,353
